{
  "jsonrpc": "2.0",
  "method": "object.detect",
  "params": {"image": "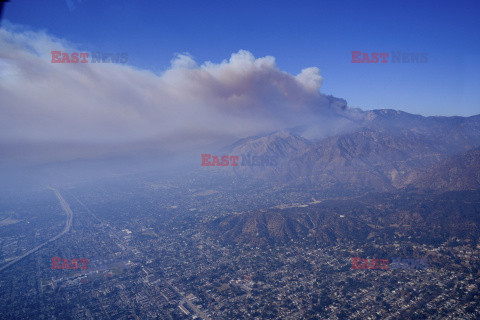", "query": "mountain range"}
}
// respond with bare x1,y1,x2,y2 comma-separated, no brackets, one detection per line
201,108,480,247
215,109,480,194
